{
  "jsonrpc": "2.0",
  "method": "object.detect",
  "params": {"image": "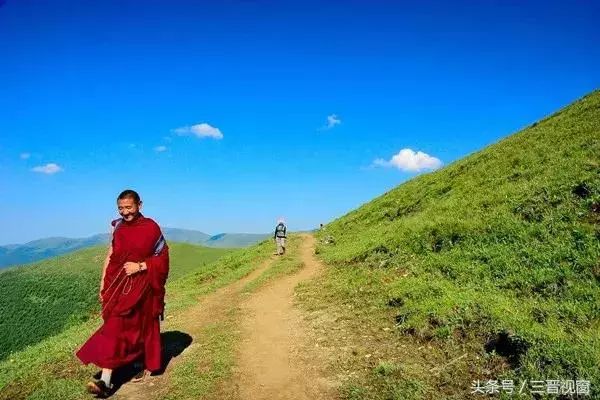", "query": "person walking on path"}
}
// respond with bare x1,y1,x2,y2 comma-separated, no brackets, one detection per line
76,190,170,398
274,218,287,255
